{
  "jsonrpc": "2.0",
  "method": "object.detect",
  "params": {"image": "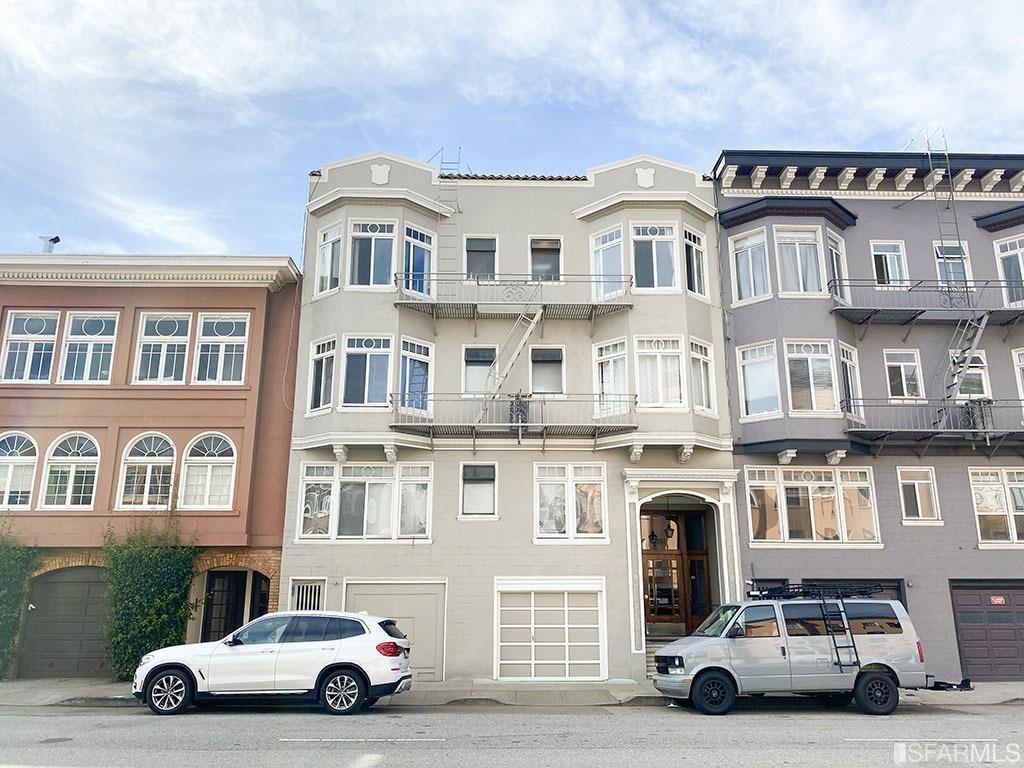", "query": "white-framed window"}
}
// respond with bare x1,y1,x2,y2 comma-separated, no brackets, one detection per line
316,224,342,295
530,237,562,281
594,338,628,414
884,349,924,400
746,466,879,544
462,345,497,396
1,311,59,383
534,463,607,542
348,220,395,288
341,335,392,408
530,346,565,395
399,338,432,412
59,312,118,383
465,236,497,280
635,337,684,408
42,432,100,509
969,468,1024,544
826,230,849,302
592,227,624,299
135,313,191,383
784,340,838,414
631,224,677,291
775,227,825,295
299,464,335,538
953,349,991,399
689,337,714,415
684,229,707,297
871,241,910,286
193,314,248,384
333,463,431,540
1013,349,1024,409
402,226,434,295
898,467,940,523
934,241,971,287
730,229,770,304
0,432,37,509
737,341,781,419
290,577,326,610
118,433,175,510
179,433,235,510
838,343,863,420
308,337,336,413
996,235,1024,306
460,463,497,518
